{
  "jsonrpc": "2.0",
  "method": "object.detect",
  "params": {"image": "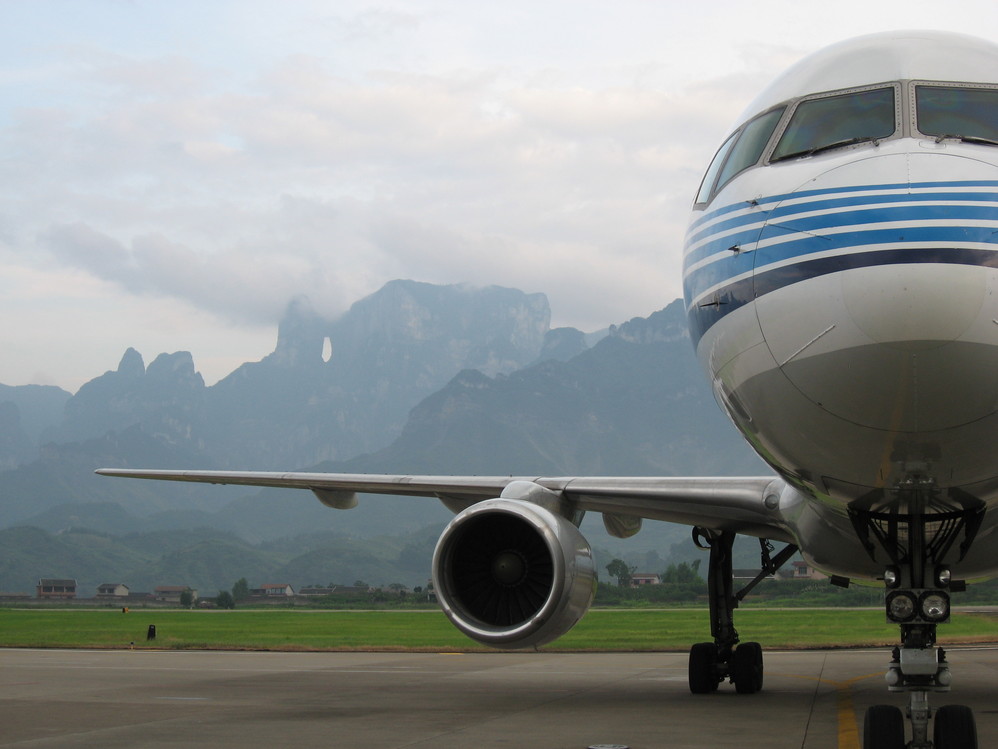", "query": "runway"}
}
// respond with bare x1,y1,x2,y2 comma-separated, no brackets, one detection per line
1,647,996,748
